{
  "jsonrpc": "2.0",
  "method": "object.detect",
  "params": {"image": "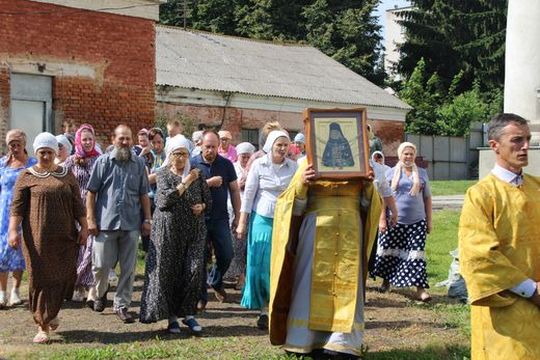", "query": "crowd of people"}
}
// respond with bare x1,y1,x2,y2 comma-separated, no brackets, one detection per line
0,118,437,359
